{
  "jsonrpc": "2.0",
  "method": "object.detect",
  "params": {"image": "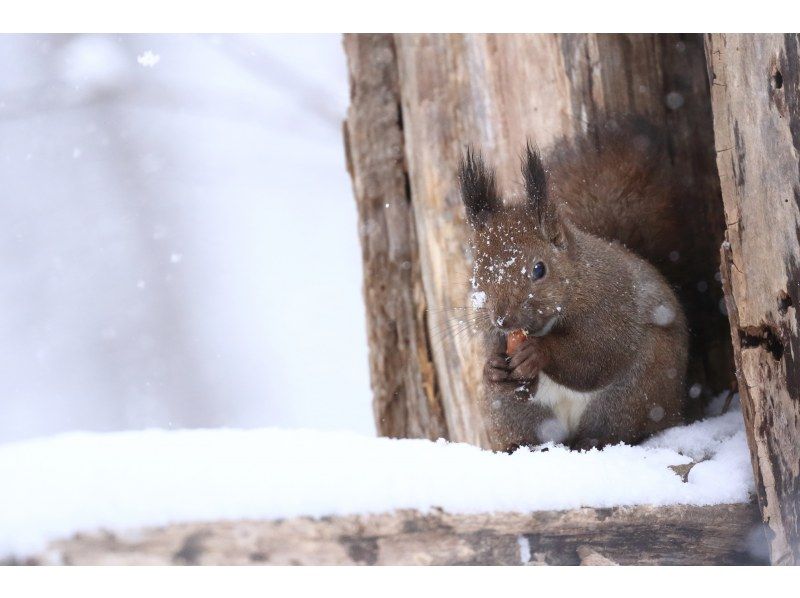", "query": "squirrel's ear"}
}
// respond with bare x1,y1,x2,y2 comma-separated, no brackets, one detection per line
459,147,501,226
523,142,566,249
